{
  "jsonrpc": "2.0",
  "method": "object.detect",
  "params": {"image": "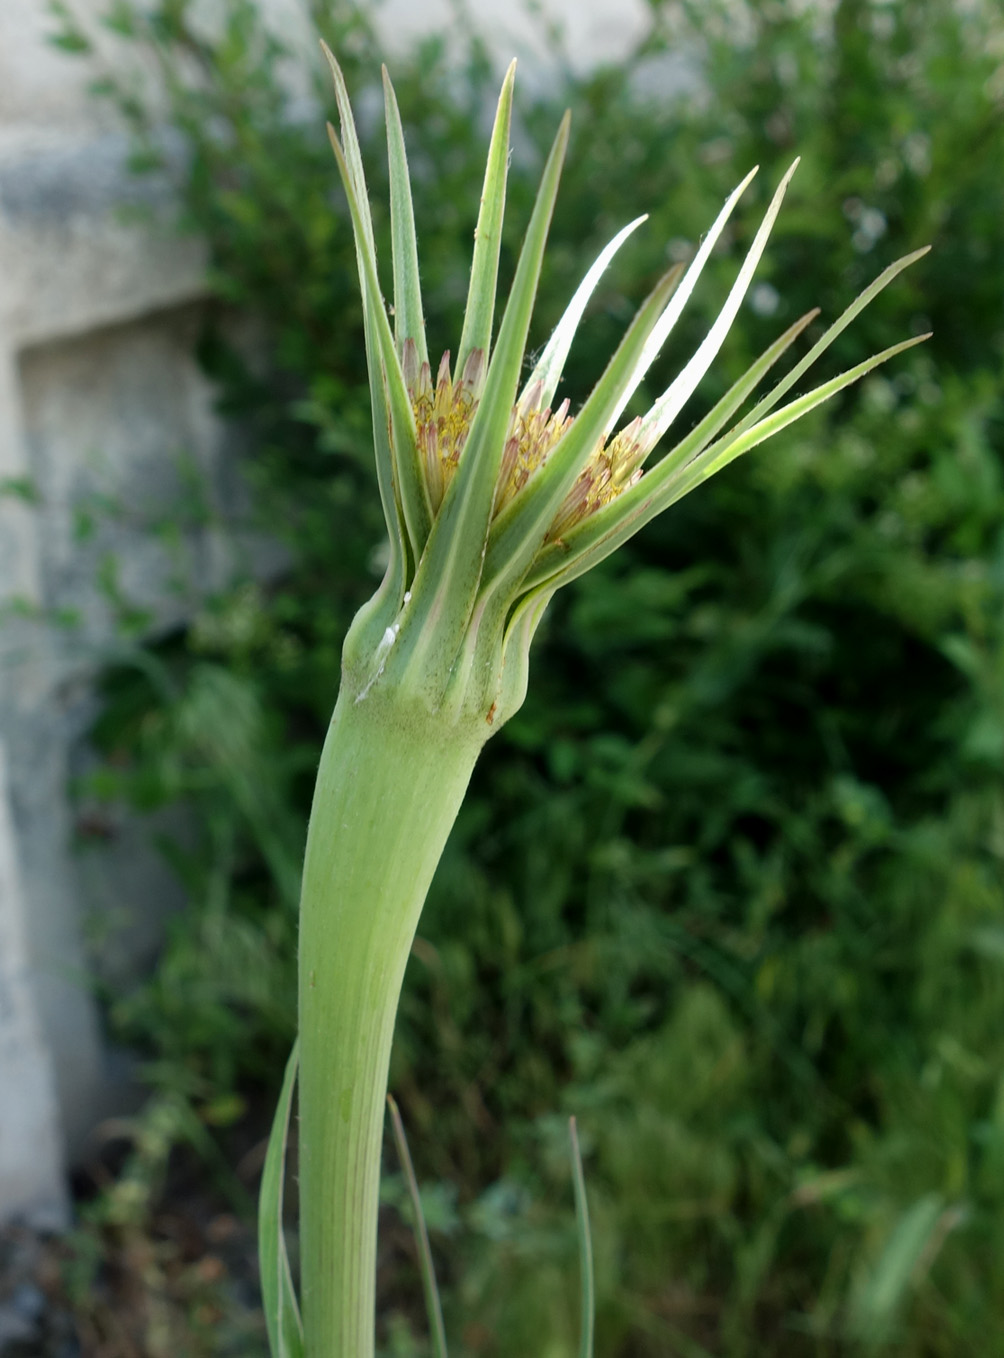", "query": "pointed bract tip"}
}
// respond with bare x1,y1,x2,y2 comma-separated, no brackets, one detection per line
381,63,398,108
733,164,759,196
319,39,339,76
